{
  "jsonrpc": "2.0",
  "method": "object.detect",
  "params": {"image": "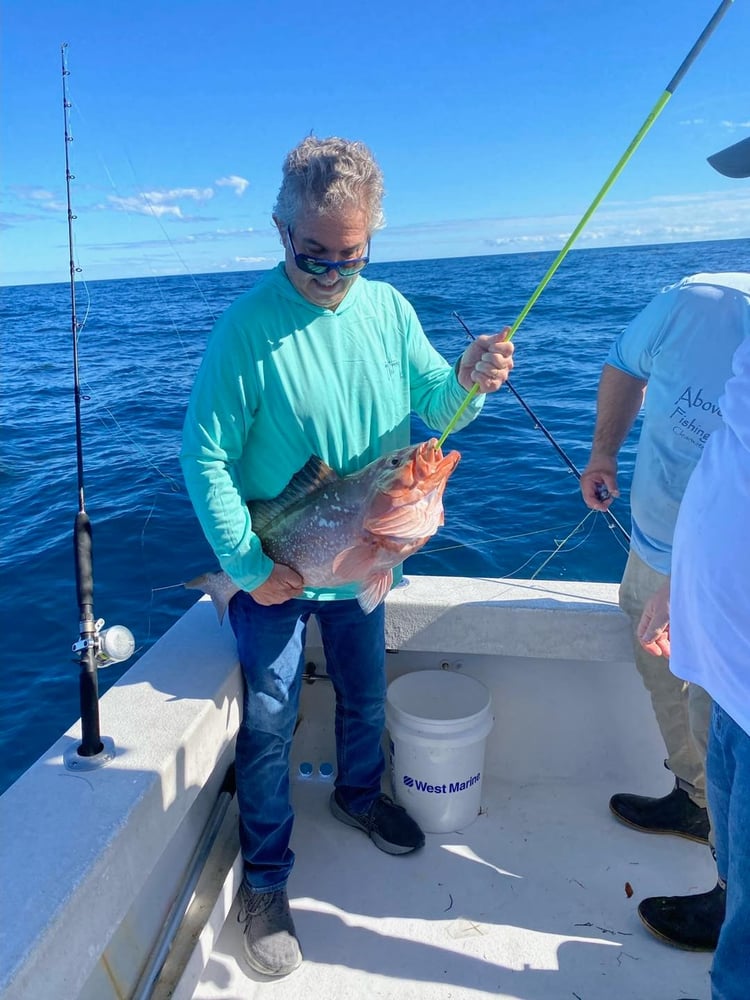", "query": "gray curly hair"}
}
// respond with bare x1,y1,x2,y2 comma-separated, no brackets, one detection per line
273,136,385,234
